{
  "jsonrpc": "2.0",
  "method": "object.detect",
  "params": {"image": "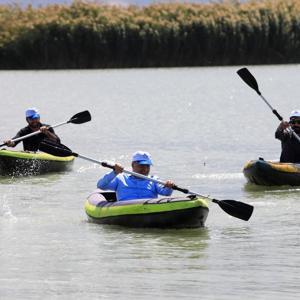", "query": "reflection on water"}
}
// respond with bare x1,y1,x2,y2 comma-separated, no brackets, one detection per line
218,226,253,240
243,181,300,201
86,222,210,260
